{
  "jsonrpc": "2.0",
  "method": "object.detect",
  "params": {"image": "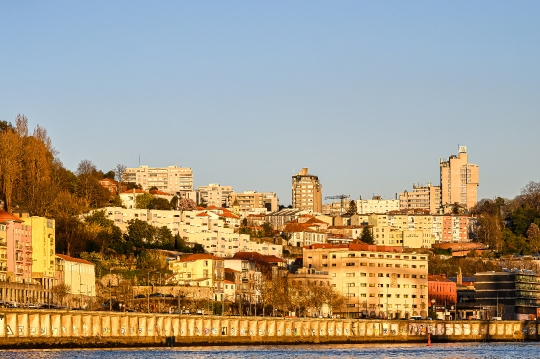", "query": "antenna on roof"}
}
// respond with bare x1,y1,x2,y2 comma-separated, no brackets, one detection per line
139,154,140,167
